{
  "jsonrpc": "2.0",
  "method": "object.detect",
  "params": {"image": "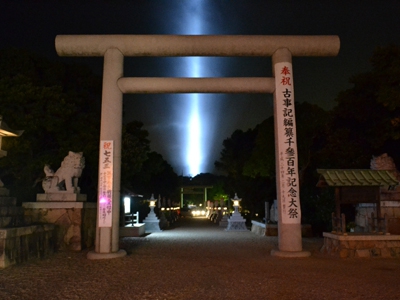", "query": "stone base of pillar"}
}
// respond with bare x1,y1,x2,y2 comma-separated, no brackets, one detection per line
271,249,311,258
87,249,126,260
